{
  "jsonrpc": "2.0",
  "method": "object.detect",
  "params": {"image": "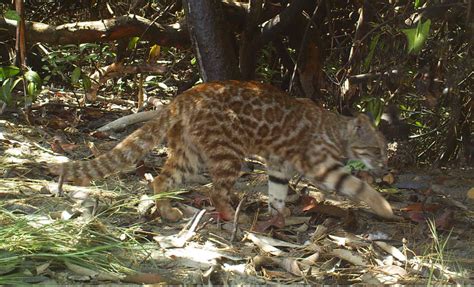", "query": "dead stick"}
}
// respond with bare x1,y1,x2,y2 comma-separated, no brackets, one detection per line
57,173,65,197
97,109,161,132
230,194,247,243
